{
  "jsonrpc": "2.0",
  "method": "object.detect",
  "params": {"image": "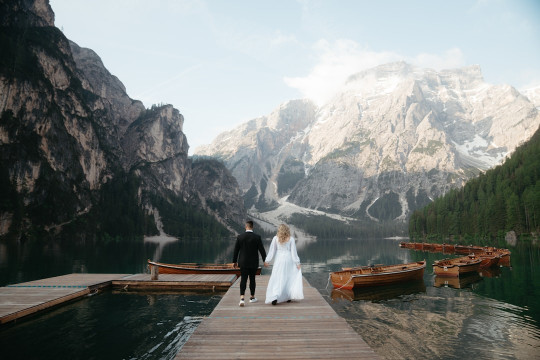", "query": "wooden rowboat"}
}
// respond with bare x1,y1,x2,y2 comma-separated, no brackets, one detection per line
498,252,511,267
400,242,455,253
454,245,474,254
399,242,415,249
455,245,511,255
442,244,456,253
456,246,511,266
399,242,429,250
401,242,511,258
487,248,511,266
432,255,481,277
330,261,426,290
431,243,443,252
147,260,261,277
472,251,501,268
